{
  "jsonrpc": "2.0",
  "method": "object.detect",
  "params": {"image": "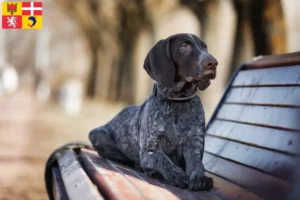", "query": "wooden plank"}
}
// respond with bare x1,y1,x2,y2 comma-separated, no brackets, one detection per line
81,149,262,200
243,52,300,69
105,157,223,200
204,135,297,181
206,120,300,155
52,167,69,200
231,65,300,86
105,160,208,200
203,153,291,200
80,149,155,200
206,173,262,200
81,149,223,200
80,149,213,200
216,104,300,131
57,150,104,200
225,86,300,107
